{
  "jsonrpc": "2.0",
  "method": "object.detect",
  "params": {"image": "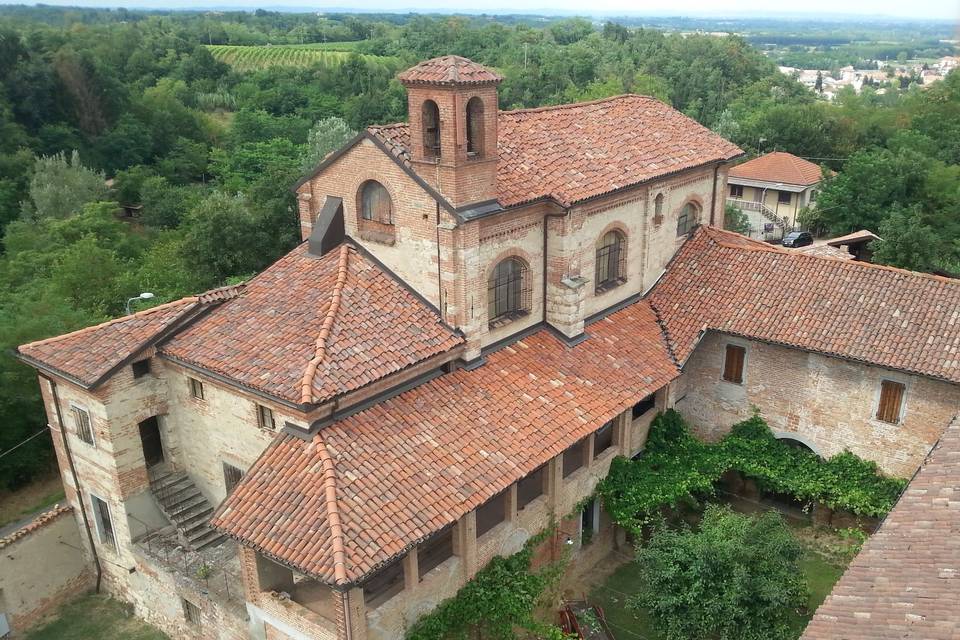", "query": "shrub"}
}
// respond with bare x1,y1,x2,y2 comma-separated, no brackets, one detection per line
631,505,808,640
